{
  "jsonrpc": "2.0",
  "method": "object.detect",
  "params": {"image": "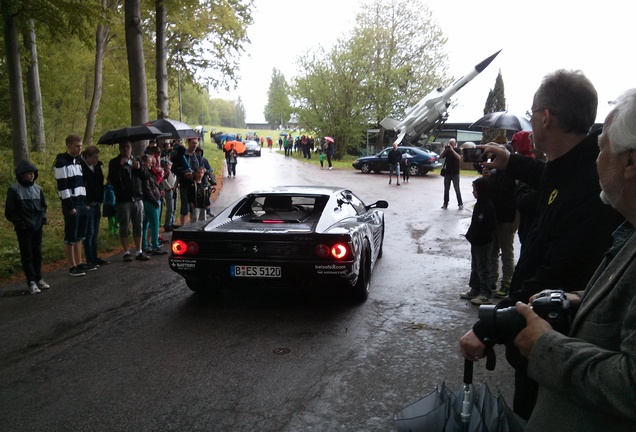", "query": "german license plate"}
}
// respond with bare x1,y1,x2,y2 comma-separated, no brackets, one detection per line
231,265,282,278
